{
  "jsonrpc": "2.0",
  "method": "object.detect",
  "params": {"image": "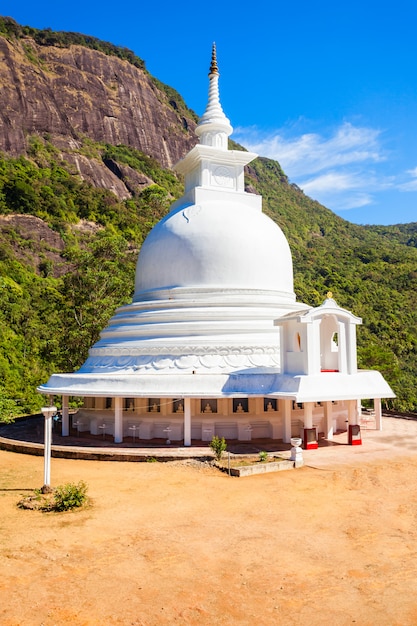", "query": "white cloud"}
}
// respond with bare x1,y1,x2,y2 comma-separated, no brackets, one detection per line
399,167,417,191
302,172,359,194
233,122,388,211
300,172,373,209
